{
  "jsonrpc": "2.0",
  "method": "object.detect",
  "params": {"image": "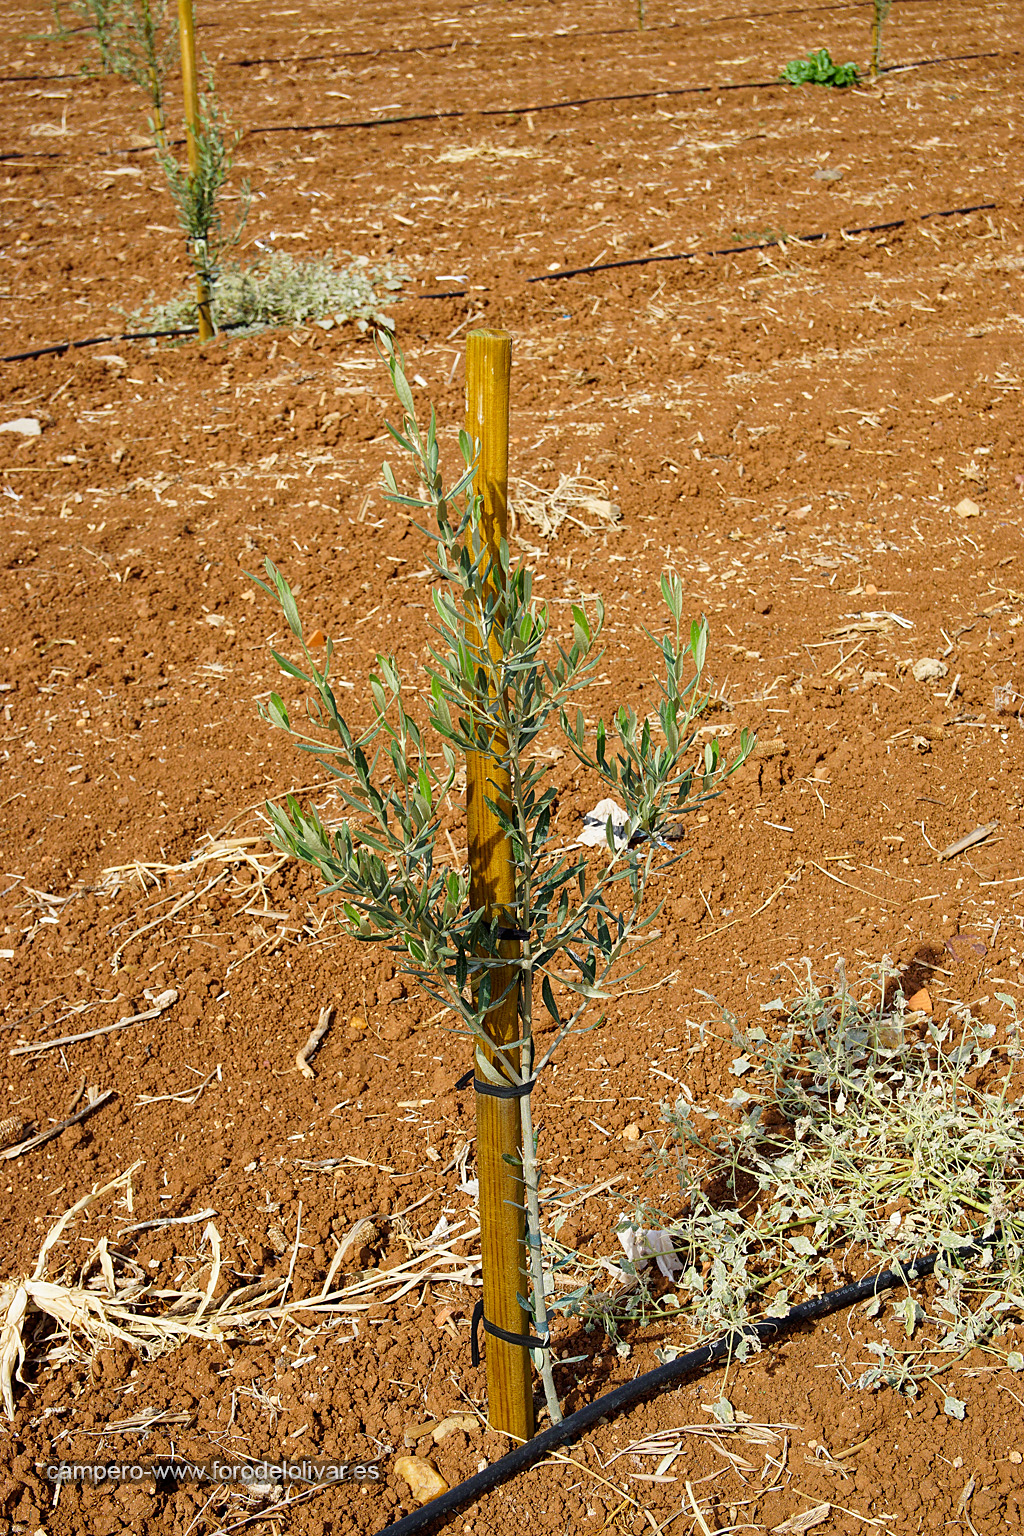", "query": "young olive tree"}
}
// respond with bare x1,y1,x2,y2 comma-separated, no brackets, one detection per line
156,82,249,333
110,0,179,151
254,331,752,1422
870,0,893,78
